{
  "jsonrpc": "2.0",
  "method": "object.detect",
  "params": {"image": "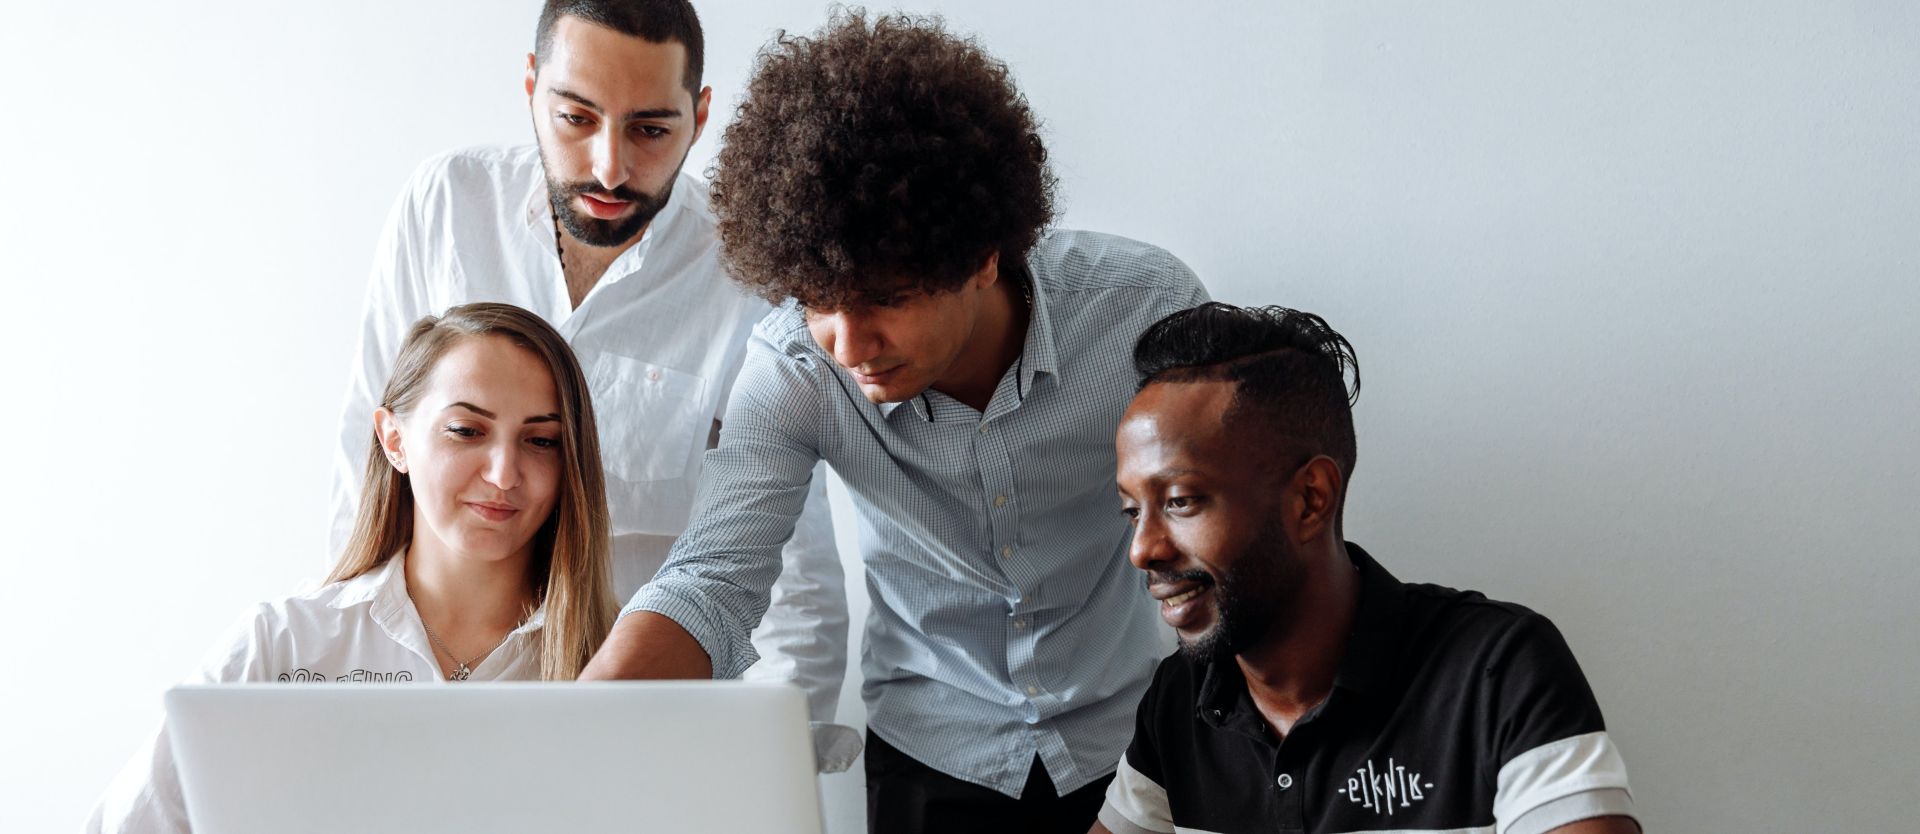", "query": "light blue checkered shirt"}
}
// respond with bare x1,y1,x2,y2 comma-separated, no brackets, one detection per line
626,230,1209,796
